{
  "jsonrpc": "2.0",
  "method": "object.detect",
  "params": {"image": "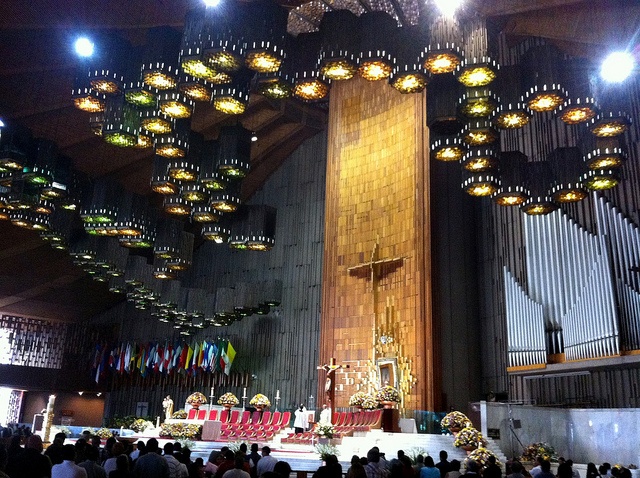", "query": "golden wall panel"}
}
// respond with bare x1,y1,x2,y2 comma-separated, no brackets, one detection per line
320,77,436,411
